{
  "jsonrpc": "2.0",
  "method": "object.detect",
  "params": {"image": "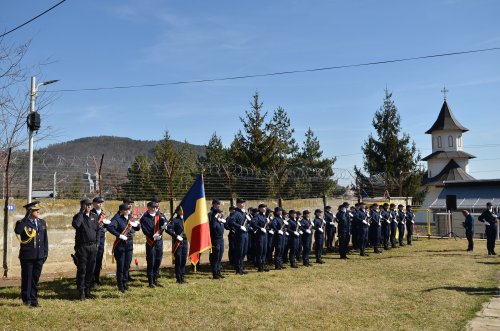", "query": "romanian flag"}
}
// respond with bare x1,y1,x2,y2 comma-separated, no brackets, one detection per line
179,175,211,267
